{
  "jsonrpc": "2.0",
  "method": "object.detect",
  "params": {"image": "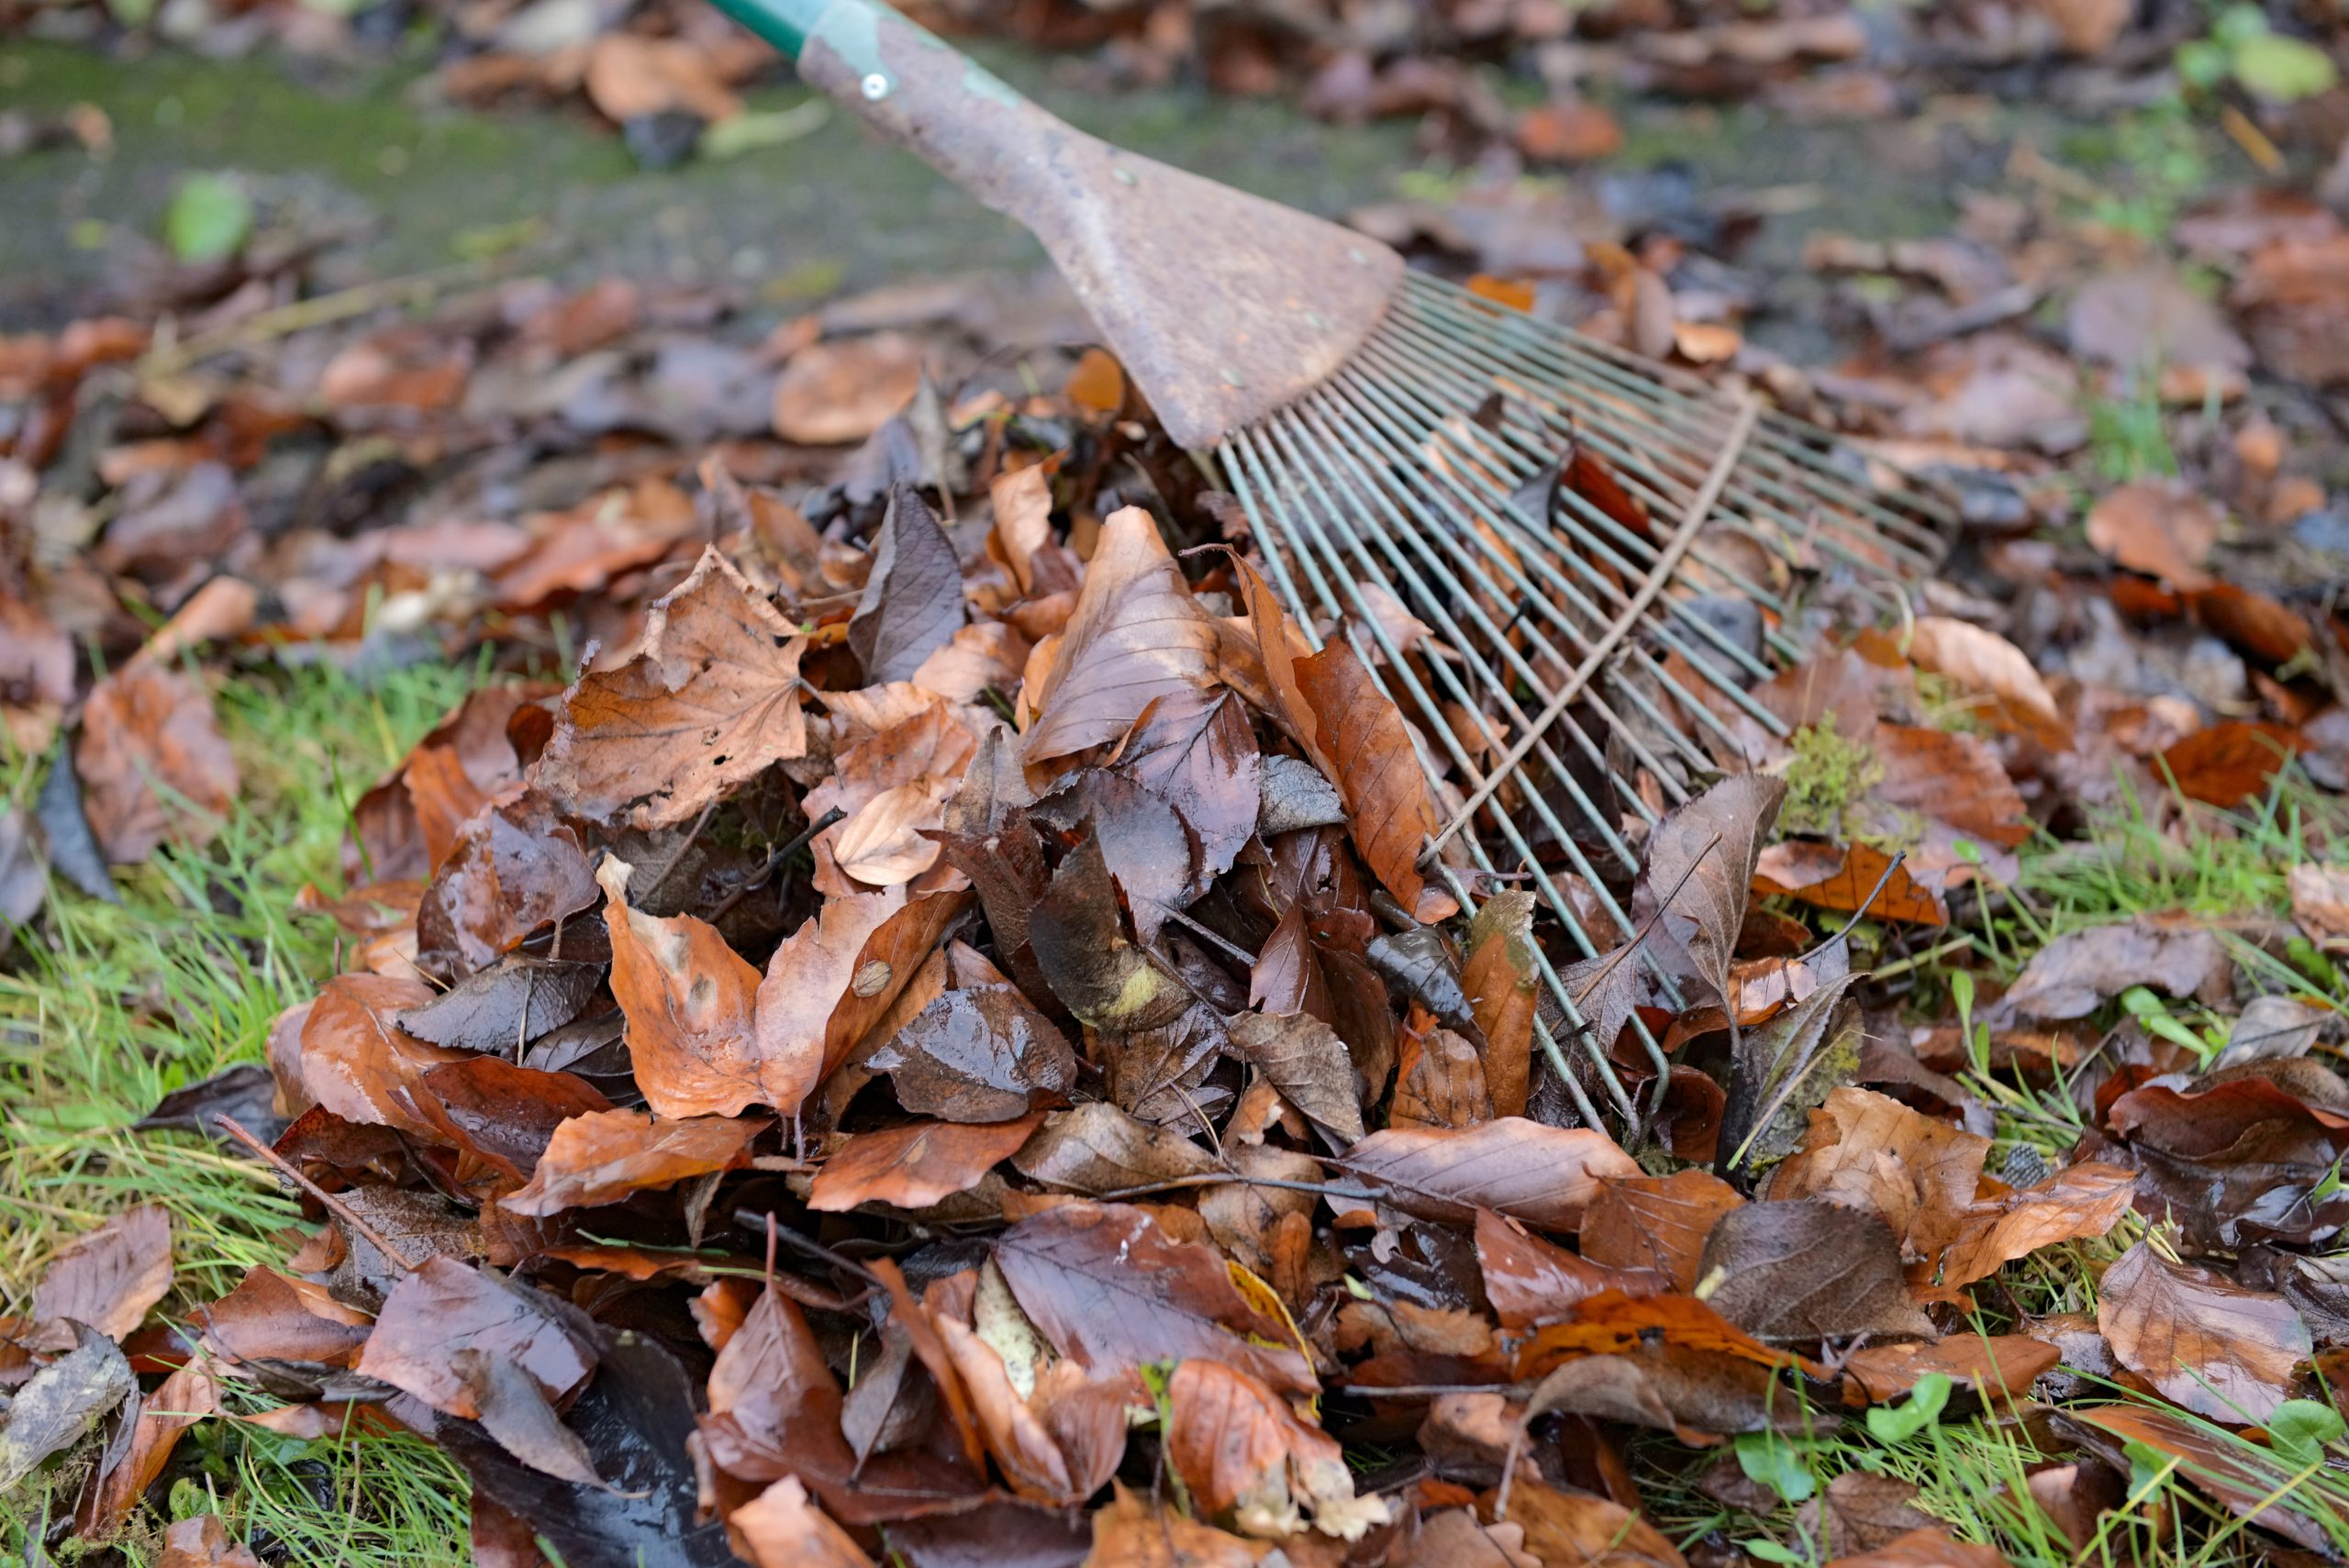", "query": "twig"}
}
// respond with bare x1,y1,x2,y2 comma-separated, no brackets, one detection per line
706,807,846,923
214,1115,421,1273
1423,394,1760,862
1083,1171,1386,1205
730,1207,886,1287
